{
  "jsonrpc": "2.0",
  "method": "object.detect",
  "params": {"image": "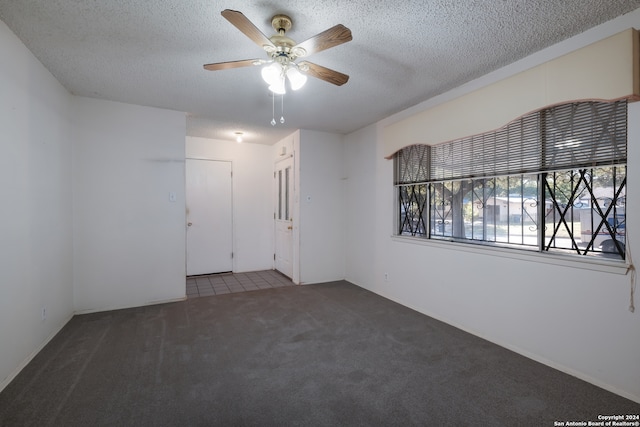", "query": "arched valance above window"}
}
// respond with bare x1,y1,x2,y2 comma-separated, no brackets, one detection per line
383,29,640,159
